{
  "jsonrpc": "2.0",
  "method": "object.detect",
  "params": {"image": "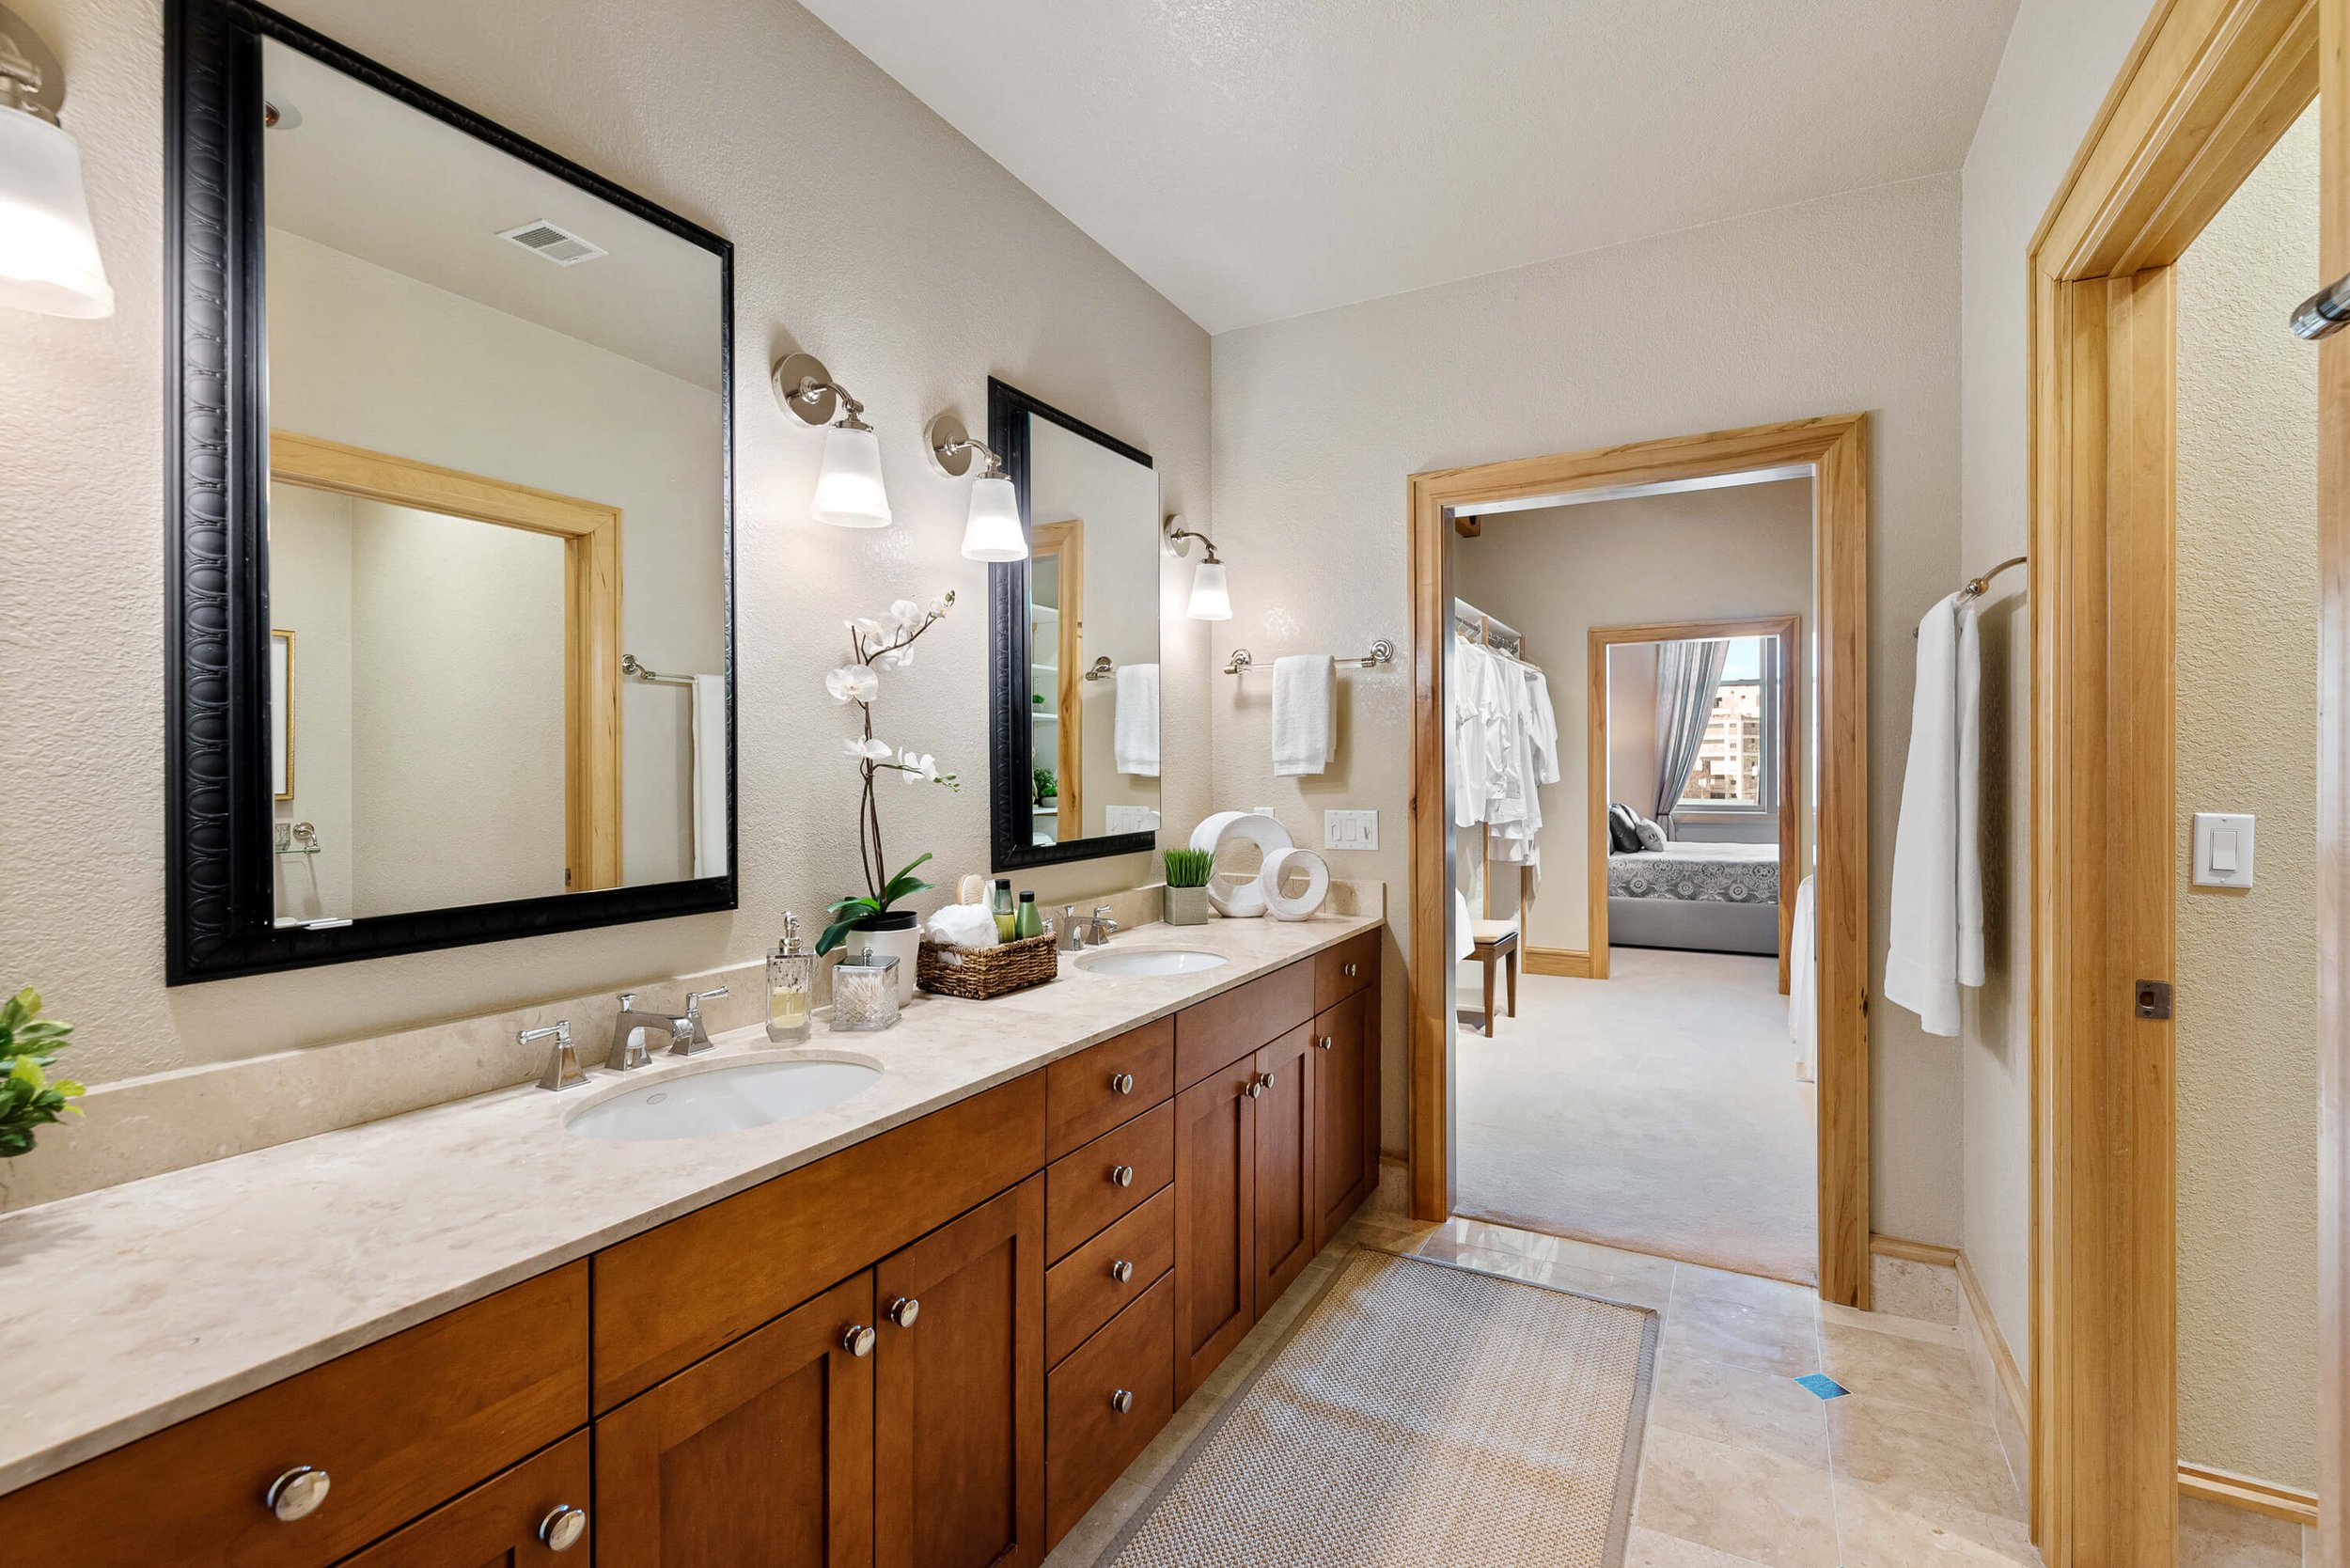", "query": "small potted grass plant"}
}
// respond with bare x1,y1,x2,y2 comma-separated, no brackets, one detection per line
1163,847,1214,927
